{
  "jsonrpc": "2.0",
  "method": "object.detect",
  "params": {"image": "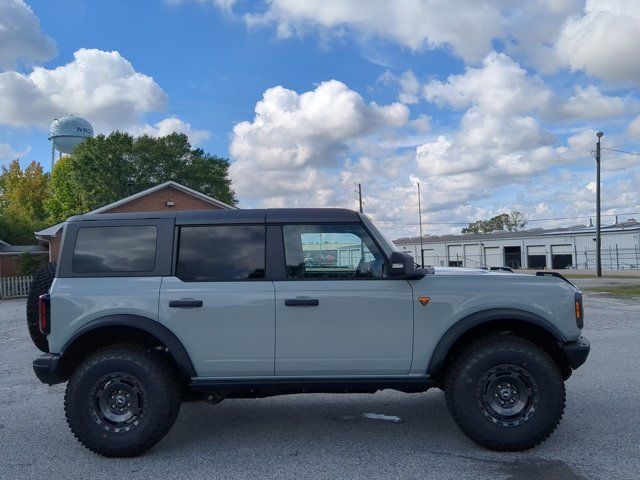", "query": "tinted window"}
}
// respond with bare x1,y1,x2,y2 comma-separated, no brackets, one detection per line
177,226,265,281
283,224,385,280
72,226,157,273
